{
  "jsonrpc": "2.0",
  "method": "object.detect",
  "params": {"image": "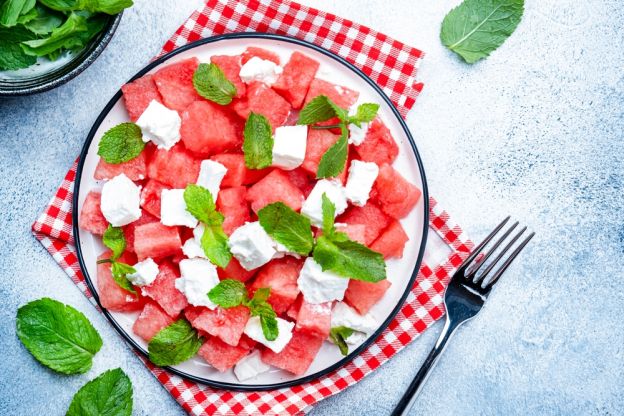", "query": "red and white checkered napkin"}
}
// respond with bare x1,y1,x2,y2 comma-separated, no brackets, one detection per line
32,0,475,414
